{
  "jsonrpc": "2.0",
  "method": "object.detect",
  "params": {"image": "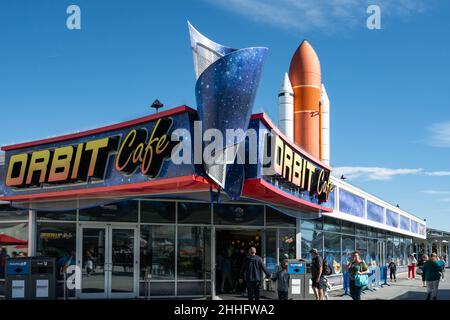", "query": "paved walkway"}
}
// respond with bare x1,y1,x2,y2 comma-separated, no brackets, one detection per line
328,271,450,300
215,270,450,300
